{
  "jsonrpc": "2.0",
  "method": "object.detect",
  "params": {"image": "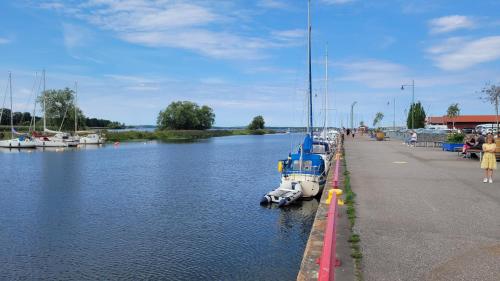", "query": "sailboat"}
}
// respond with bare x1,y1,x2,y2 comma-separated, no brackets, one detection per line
0,72,37,149
33,70,68,148
75,82,106,145
261,0,327,207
